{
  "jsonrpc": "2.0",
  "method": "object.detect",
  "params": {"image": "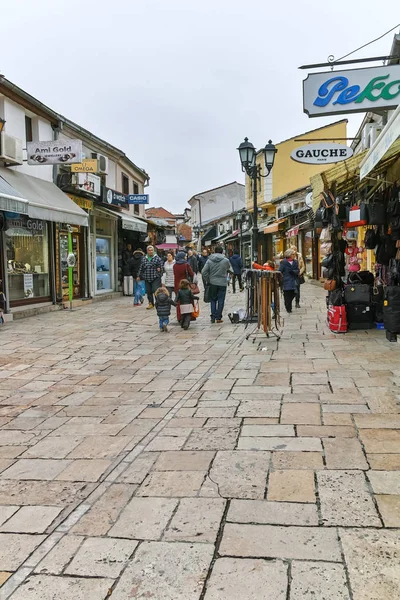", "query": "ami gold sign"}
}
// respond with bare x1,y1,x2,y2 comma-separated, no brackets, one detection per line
71,159,98,173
